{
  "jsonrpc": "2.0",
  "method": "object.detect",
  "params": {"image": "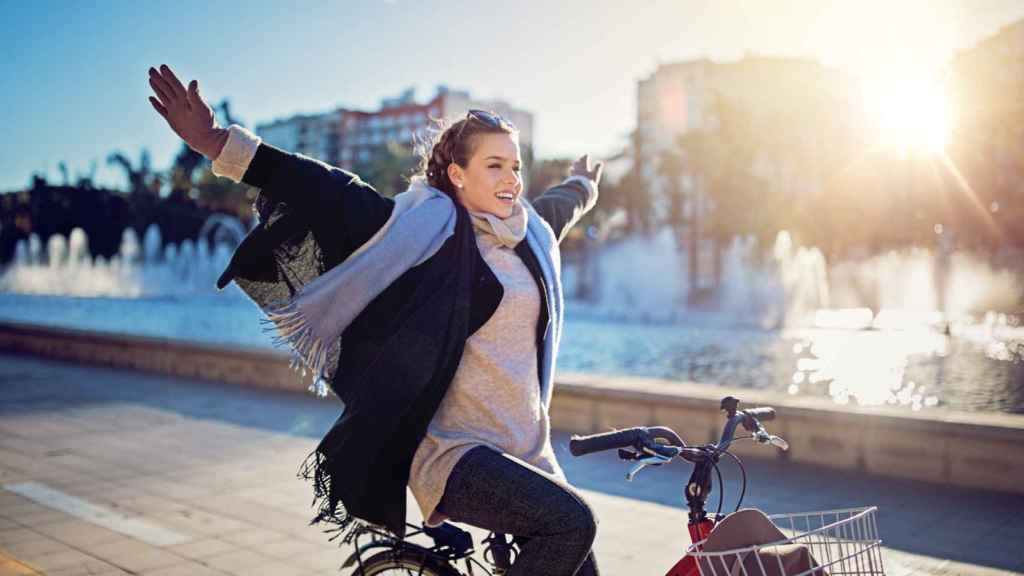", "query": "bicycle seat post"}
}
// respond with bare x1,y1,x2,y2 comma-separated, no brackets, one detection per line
483,531,515,573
